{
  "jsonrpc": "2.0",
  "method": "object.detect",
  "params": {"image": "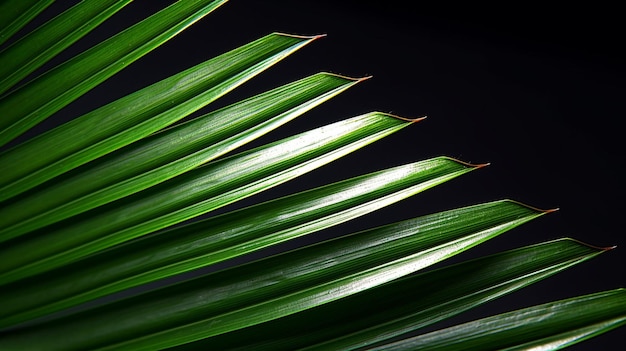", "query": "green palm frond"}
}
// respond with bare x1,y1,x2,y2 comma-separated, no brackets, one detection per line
0,2,623,350
172,238,613,350
0,31,320,200
0,0,133,95
0,0,228,146
0,0,54,46
368,288,626,351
